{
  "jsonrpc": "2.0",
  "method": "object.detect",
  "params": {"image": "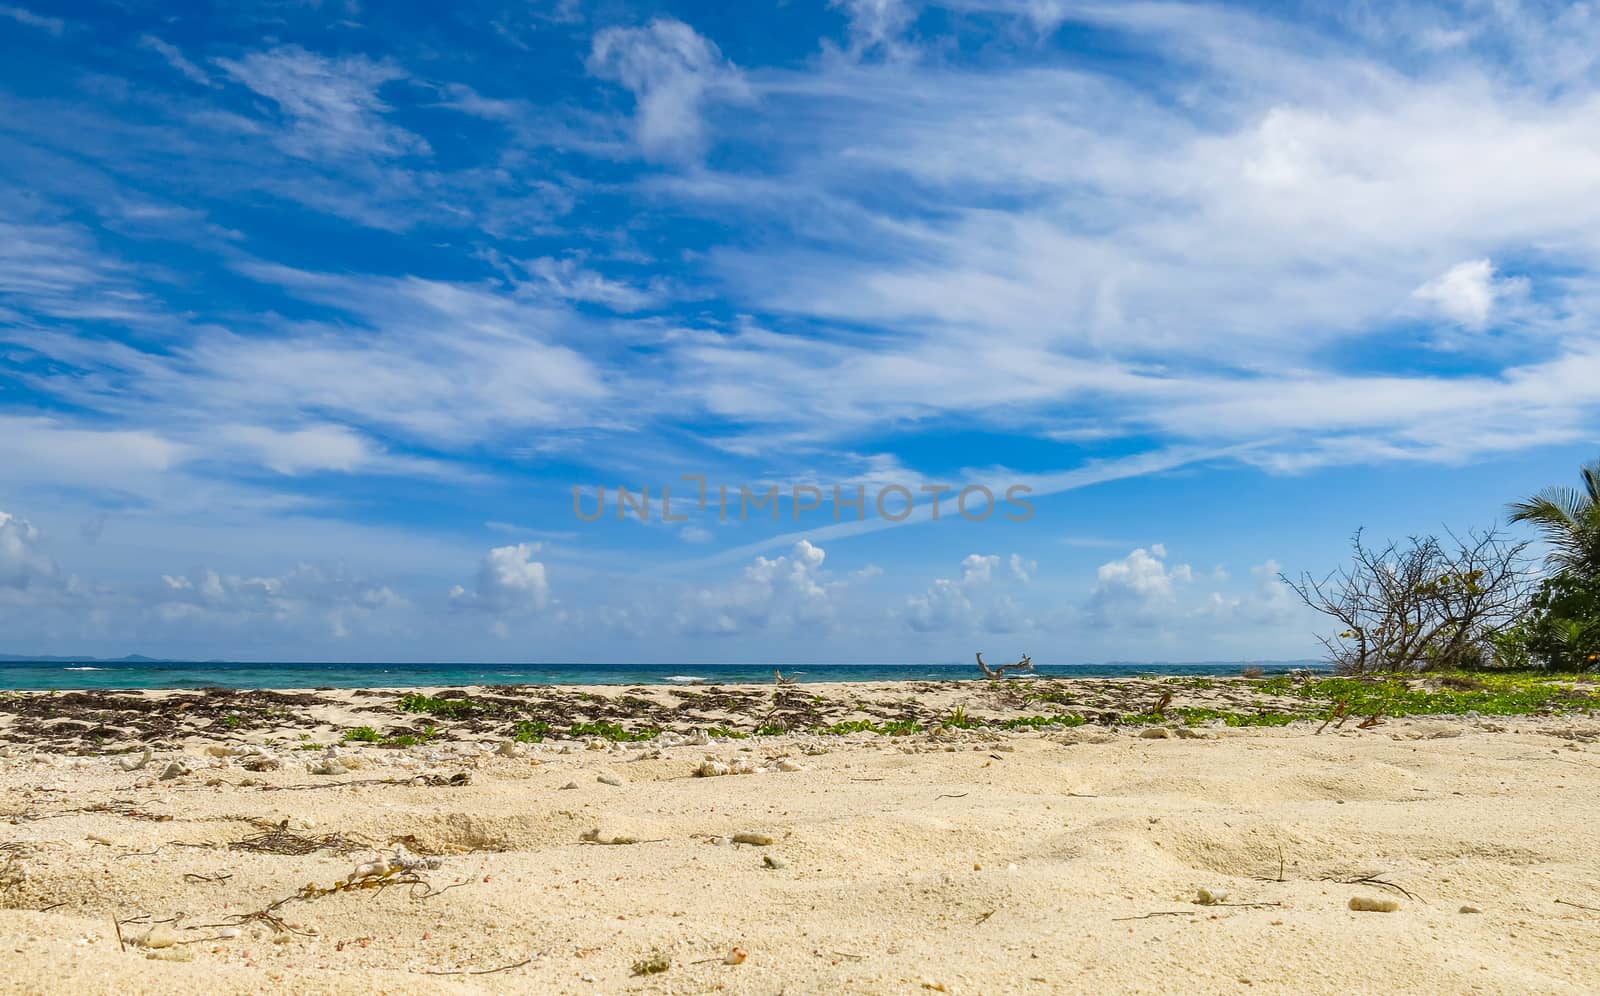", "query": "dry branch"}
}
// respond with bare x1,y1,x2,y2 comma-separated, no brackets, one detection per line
976,652,1033,679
